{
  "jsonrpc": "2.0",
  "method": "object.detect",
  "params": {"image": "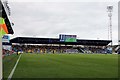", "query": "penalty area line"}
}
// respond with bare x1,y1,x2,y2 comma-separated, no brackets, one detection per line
8,54,22,80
